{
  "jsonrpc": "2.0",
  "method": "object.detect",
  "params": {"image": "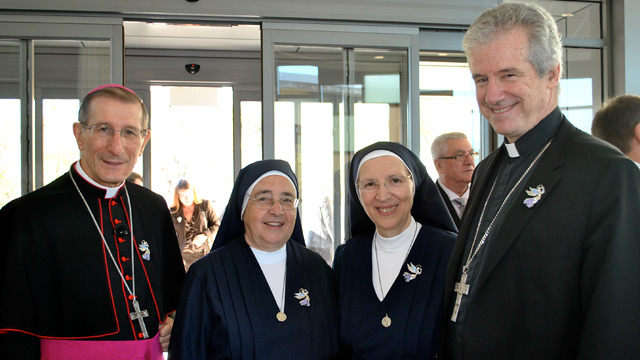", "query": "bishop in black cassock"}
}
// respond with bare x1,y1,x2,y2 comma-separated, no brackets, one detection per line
0,163,185,358
333,142,457,359
169,159,339,360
